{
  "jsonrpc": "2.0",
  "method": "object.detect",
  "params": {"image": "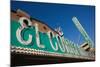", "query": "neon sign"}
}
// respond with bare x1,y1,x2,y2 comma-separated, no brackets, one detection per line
11,17,80,55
